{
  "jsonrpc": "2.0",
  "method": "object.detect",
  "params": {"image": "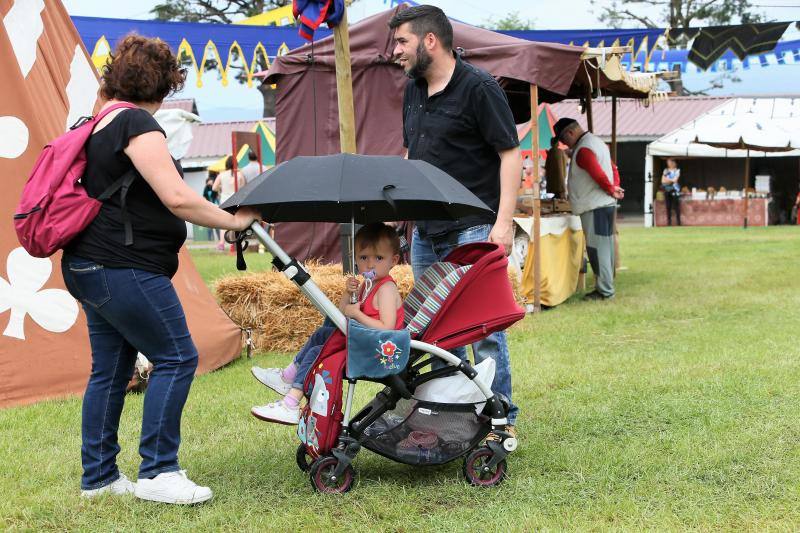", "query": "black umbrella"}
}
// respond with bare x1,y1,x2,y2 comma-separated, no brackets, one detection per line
219,153,493,223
